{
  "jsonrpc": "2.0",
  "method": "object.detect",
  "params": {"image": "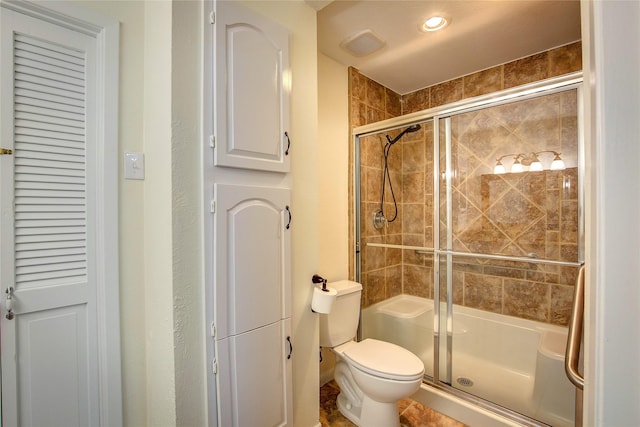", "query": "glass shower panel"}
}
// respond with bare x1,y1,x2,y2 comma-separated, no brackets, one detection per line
357,121,436,378
438,89,580,427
